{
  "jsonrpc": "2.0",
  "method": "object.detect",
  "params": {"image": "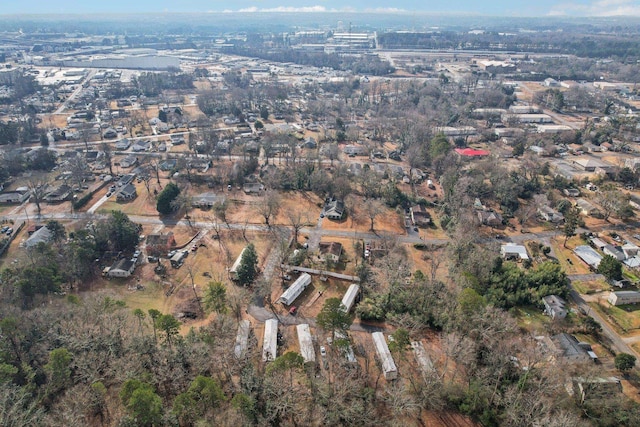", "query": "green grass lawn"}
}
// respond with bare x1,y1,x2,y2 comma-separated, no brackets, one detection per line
572,279,609,295
511,306,551,332
590,302,640,334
